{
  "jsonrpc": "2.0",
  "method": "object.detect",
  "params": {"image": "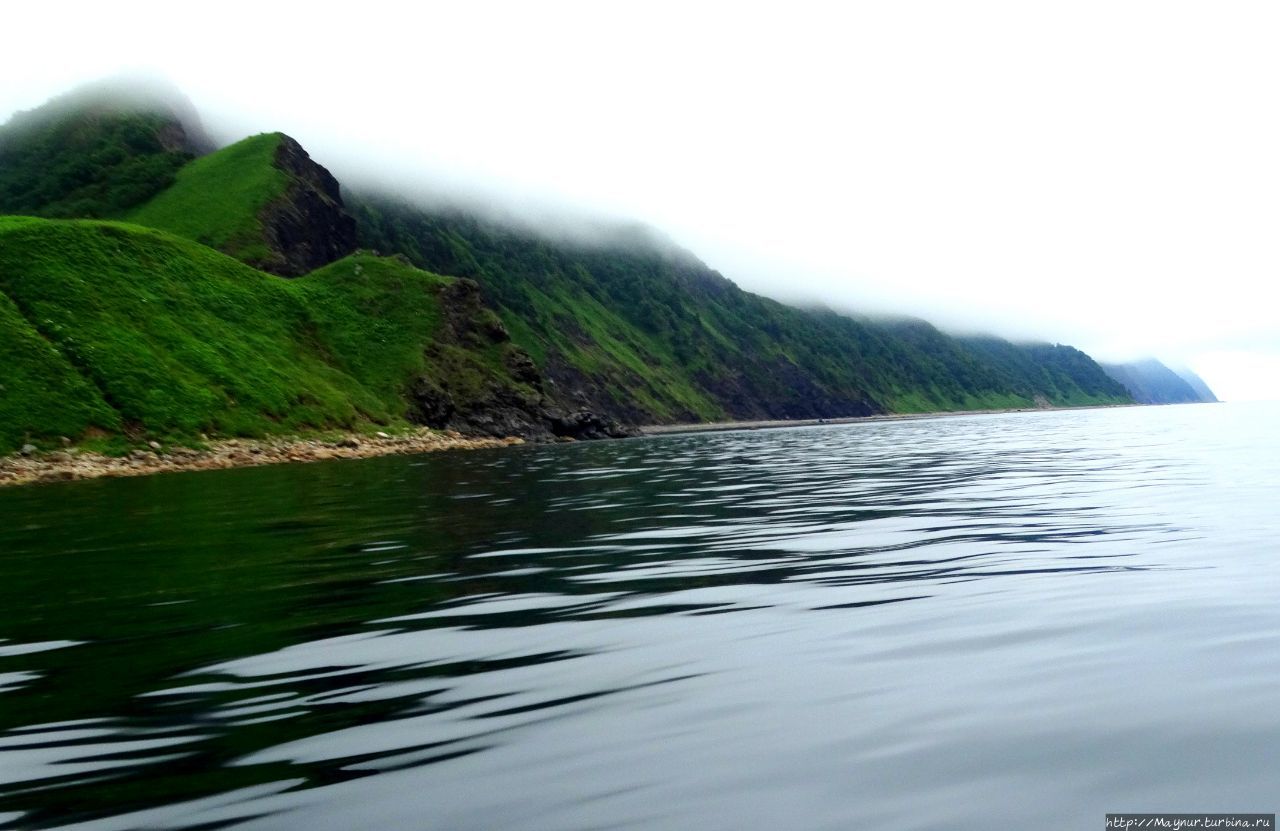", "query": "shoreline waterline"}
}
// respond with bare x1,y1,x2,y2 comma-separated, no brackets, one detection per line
640,403,1140,436
0,429,525,488
1,403,1157,488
